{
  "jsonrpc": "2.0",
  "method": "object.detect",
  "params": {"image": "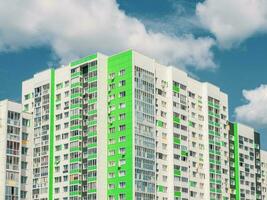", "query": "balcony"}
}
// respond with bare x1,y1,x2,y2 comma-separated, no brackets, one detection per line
6,148,20,156
7,119,20,126
6,163,19,171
